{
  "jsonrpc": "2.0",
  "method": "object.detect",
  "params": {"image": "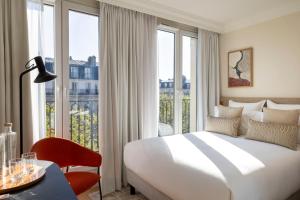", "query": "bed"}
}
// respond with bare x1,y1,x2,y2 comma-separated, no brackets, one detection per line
124,131,300,200
124,97,300,200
